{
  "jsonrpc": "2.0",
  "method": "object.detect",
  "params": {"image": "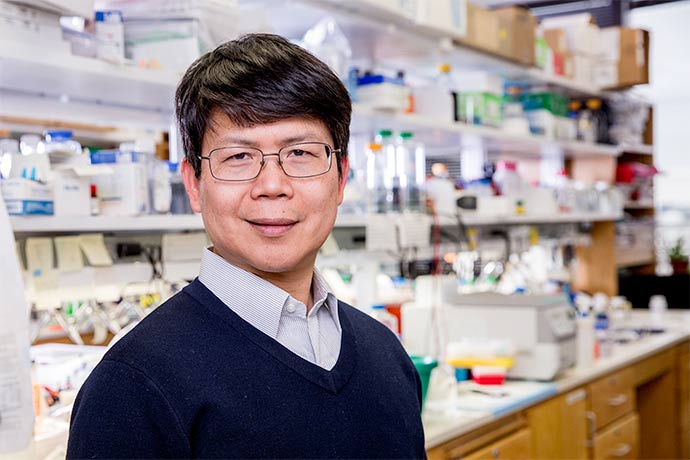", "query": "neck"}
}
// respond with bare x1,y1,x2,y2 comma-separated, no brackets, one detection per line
212,248,315,311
